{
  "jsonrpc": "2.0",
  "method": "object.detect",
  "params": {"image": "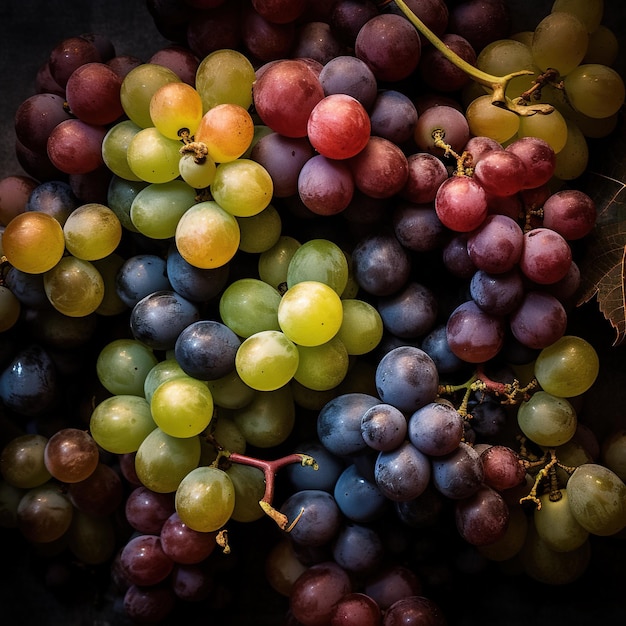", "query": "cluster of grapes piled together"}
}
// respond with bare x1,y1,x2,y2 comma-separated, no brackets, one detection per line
1,0,626,624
